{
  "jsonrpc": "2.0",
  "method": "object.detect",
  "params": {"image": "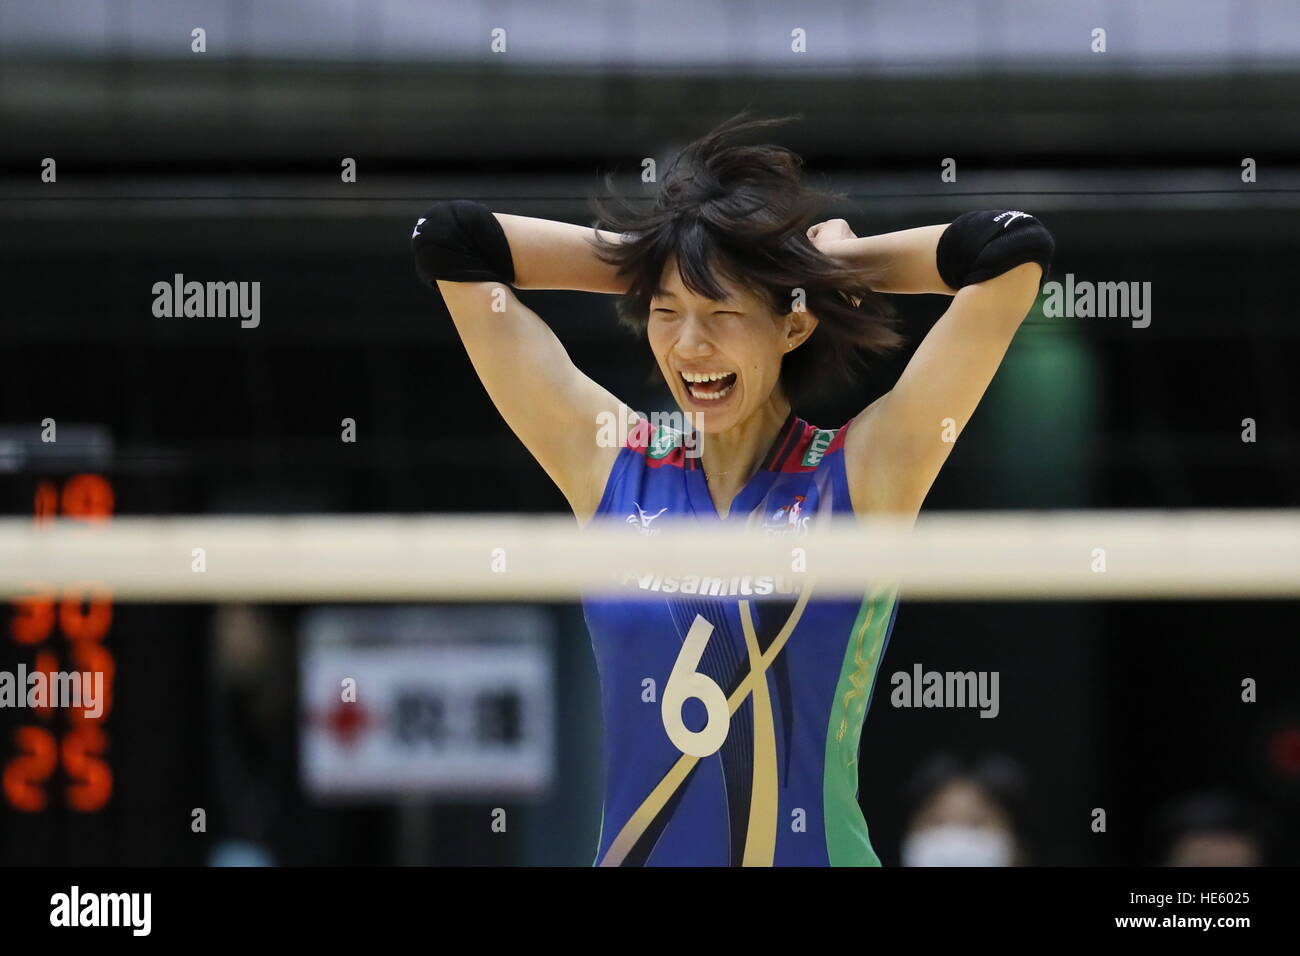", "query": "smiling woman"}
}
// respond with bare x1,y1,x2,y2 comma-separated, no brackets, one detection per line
590,114,901,413
409,112,1053,866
